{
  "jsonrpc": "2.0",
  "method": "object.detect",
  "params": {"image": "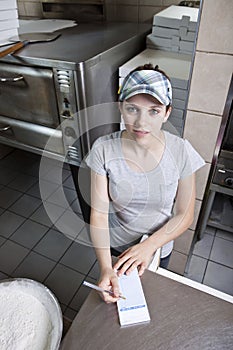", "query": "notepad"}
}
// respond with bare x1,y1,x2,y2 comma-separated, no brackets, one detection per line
117,268,150,327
